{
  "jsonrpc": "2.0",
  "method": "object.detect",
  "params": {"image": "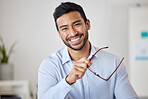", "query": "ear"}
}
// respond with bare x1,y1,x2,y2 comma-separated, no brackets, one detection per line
86,19,91,30
57,30,61,38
